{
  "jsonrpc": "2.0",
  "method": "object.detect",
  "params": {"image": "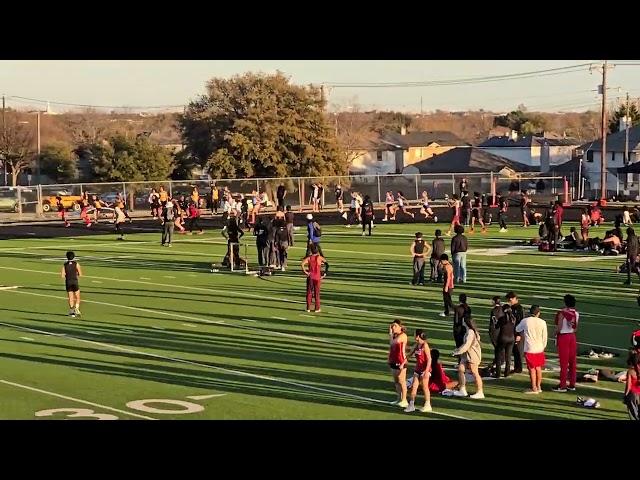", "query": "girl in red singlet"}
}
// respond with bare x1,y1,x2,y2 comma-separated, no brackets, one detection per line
388,319,408,408
446,194,461,236
404,329,432,413
301,244,327,313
